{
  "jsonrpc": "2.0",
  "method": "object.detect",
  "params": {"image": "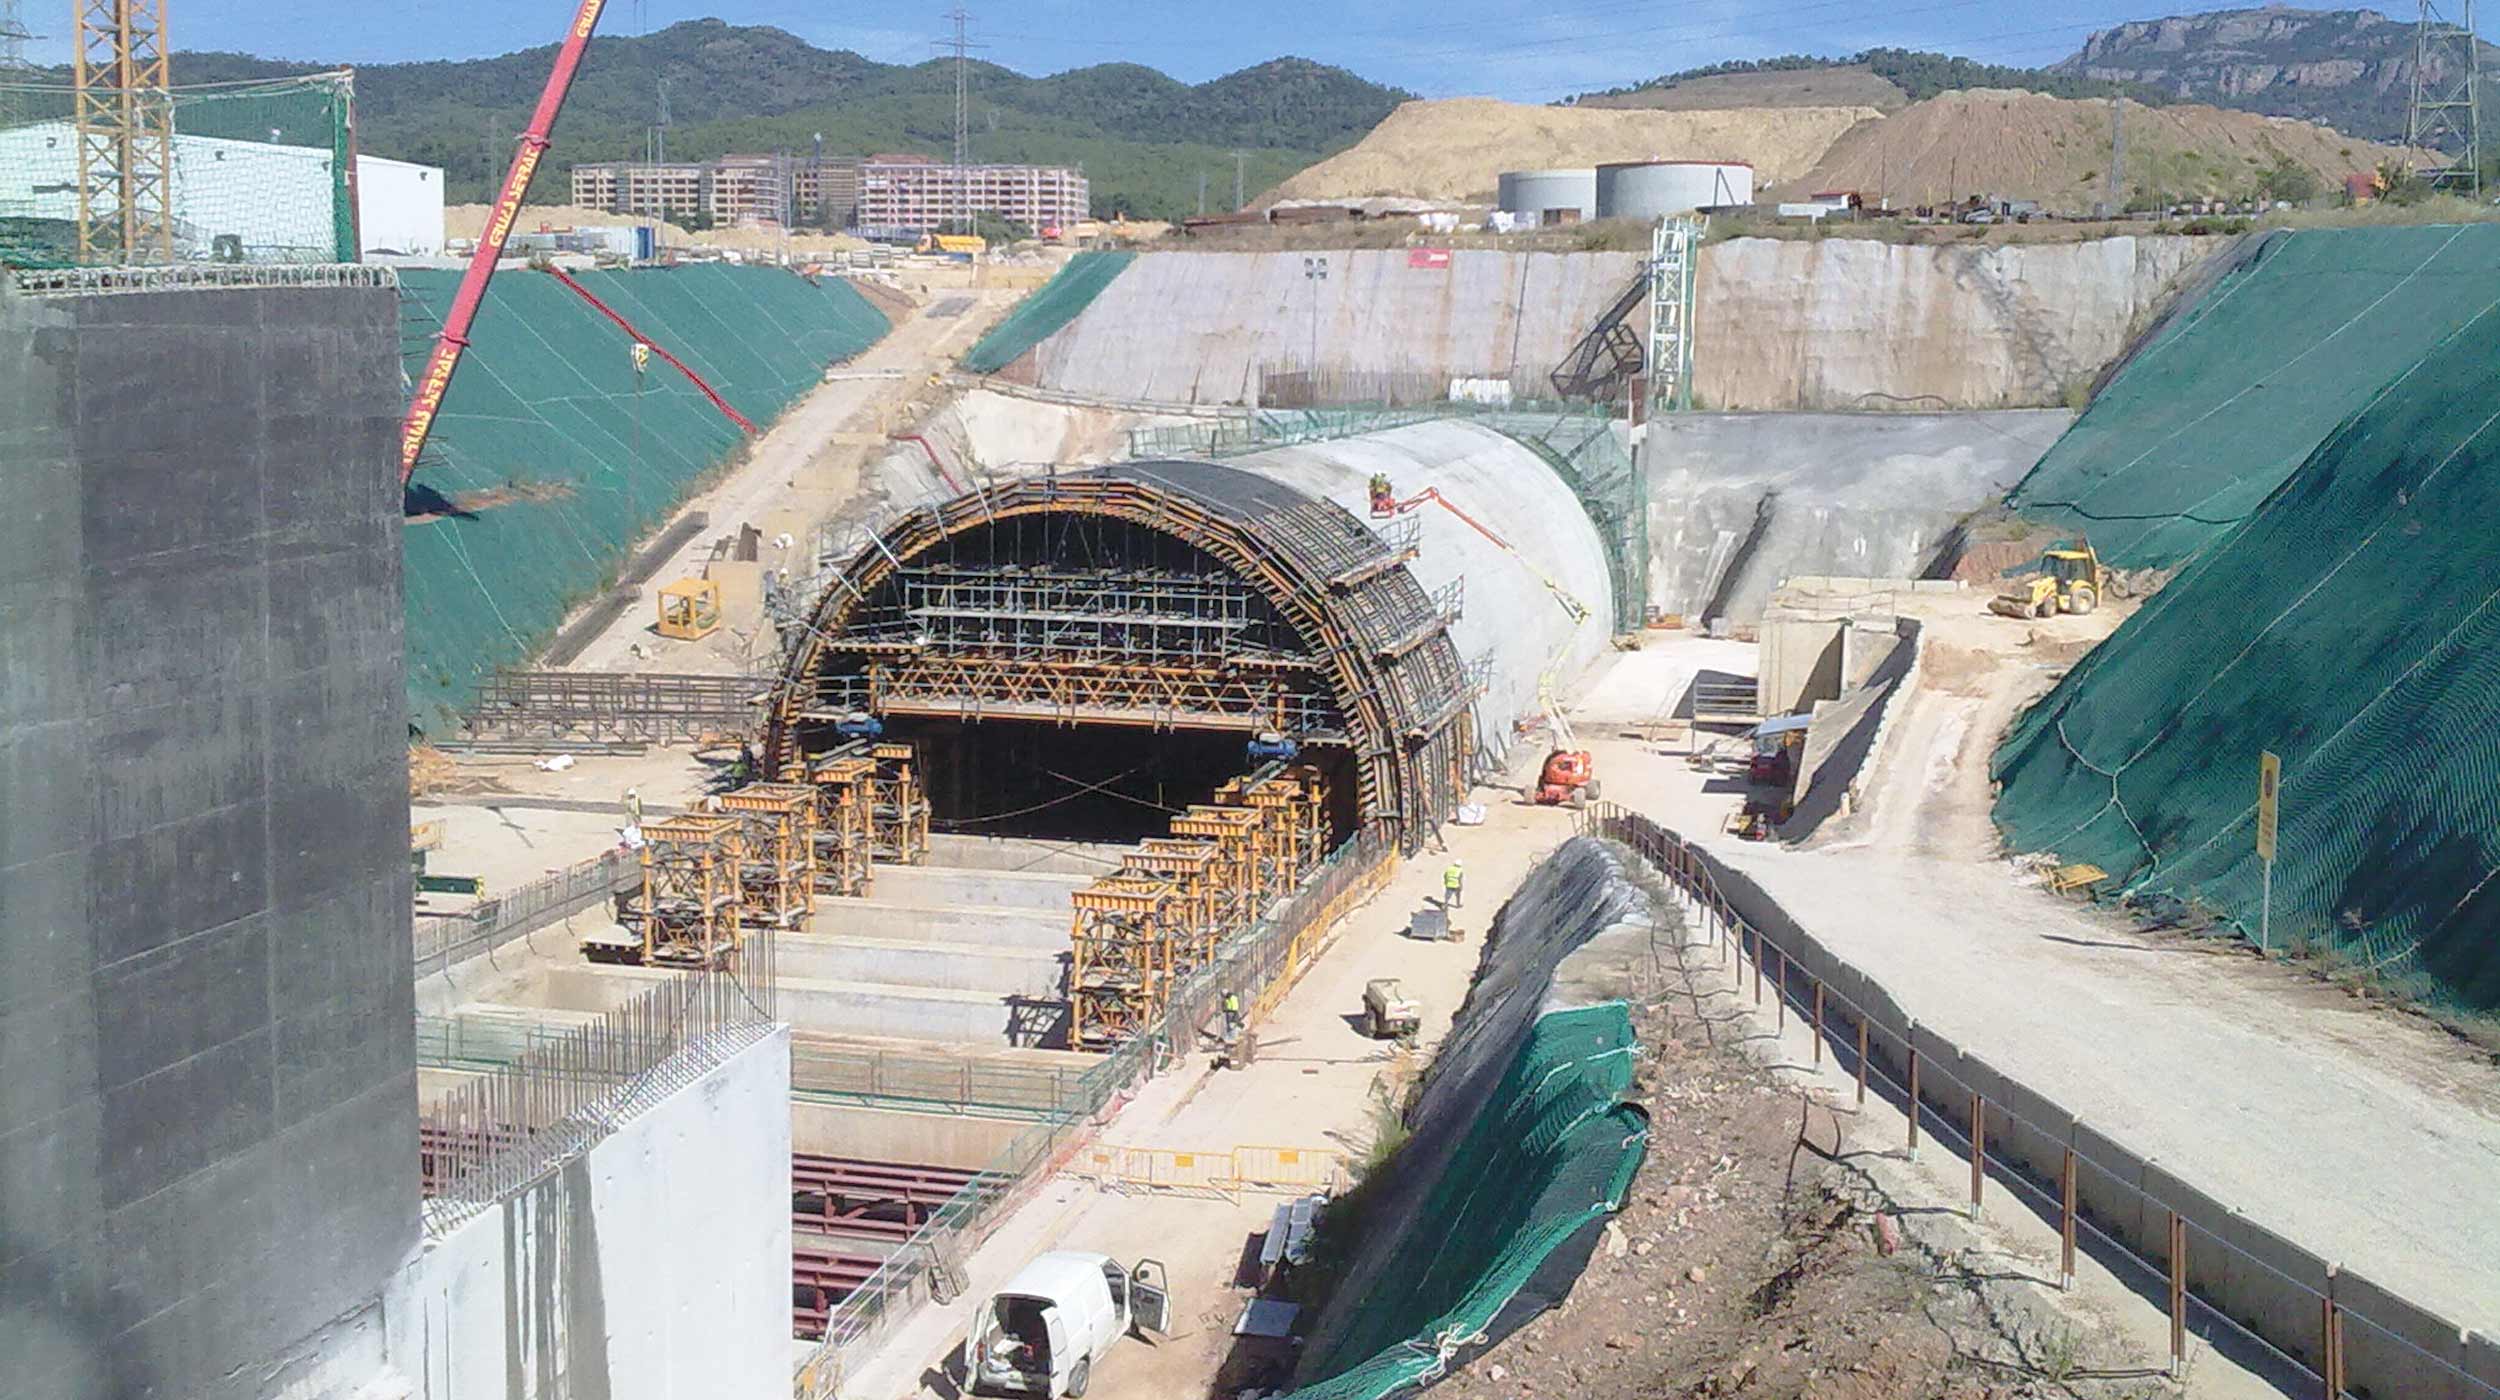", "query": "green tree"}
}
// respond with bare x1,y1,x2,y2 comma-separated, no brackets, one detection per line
2255,157,2322,206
